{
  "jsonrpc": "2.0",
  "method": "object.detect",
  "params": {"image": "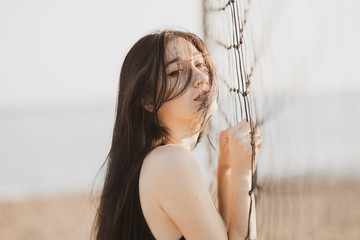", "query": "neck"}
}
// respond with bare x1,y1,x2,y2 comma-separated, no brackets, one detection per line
163,119,201,152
